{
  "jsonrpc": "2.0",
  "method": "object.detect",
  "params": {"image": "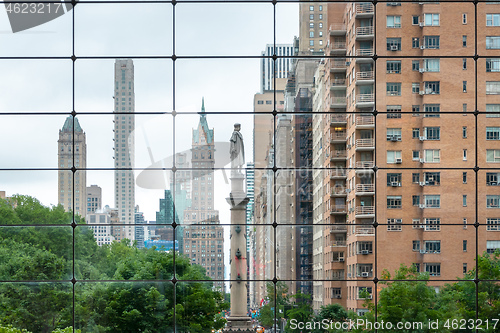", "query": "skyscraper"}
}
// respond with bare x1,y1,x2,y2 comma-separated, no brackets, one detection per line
113,59,136,241
86,184,102,214
182,100,225,289
260,44,295,93
58,116,87,218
